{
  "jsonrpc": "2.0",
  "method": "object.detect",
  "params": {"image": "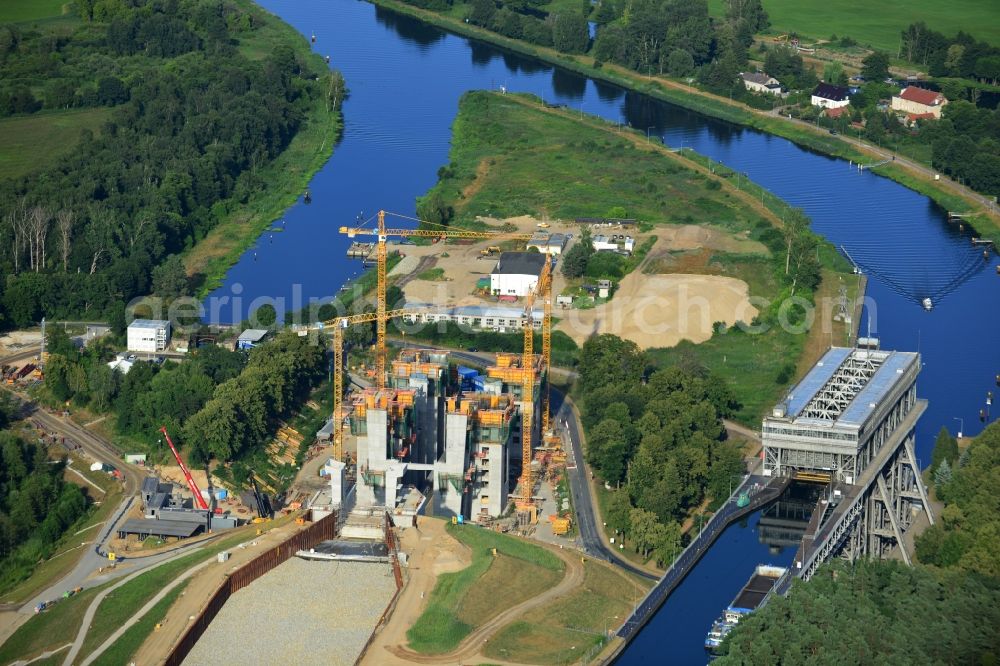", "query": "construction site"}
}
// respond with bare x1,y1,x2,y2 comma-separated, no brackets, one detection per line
321,210,573,536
